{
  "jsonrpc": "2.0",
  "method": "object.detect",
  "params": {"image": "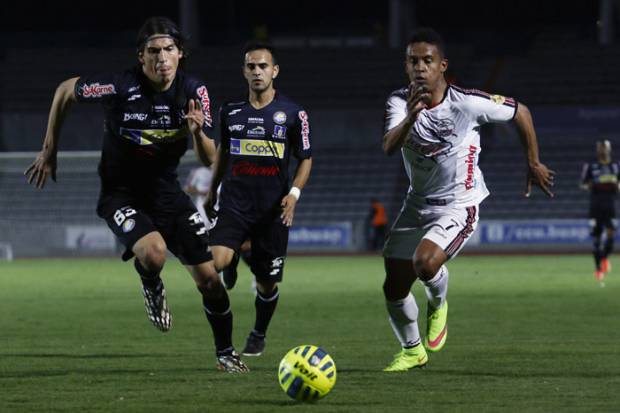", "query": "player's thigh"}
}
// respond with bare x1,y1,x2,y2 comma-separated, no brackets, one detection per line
166,202,212,266
383,257,417,300
208,210,250,269
383,208,425,260
102,204,160,262
413,239,448,280
250,219,288,284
